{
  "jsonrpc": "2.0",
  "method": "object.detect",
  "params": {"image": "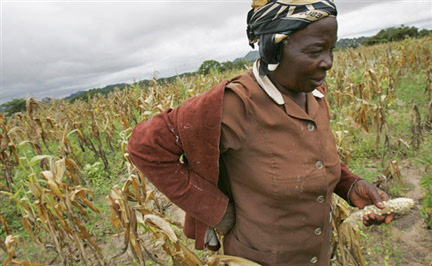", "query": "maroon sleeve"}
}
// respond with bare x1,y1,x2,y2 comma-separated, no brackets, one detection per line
127,108,228,227
334,163,362,202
